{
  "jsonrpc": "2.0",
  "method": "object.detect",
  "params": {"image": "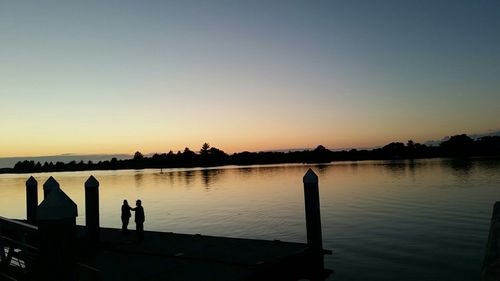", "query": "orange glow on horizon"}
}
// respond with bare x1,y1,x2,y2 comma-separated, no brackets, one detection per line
0,130,471,158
